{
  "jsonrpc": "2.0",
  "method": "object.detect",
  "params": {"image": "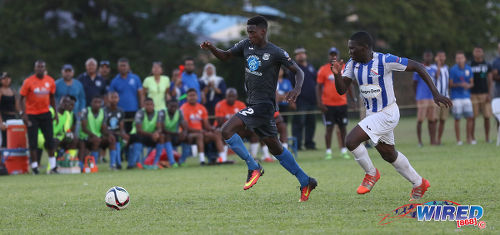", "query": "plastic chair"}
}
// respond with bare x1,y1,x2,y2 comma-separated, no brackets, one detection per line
491,98,500,146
